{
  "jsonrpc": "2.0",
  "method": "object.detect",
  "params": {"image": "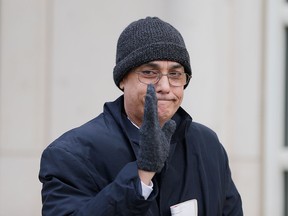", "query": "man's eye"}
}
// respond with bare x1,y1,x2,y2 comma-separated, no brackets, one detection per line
169,72,182,78
141,70,158,76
